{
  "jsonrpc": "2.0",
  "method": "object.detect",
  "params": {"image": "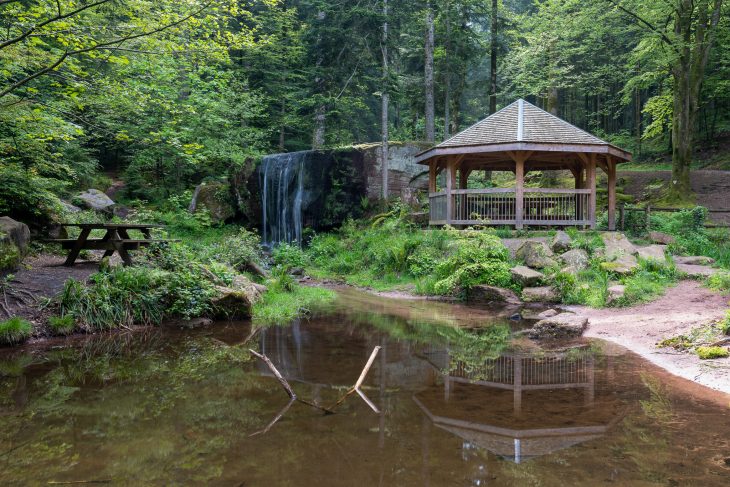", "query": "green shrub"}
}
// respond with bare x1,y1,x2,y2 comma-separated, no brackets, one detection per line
0,241,21,271
554,267,608,307
48,315,76,335
720,311,730,335
252,285,335,324
0,317,32,345
707,272,730,293
272,243,308,270
695,346,729,360
0,163,63,225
